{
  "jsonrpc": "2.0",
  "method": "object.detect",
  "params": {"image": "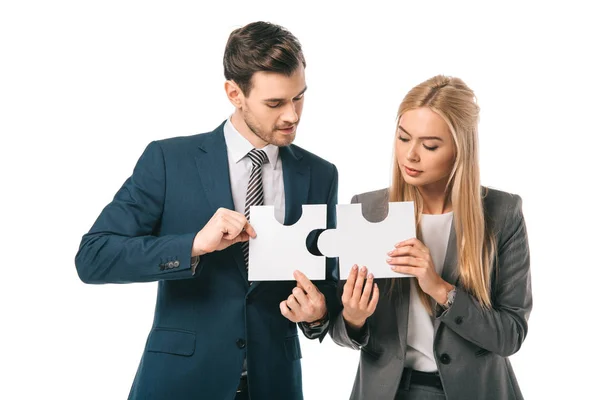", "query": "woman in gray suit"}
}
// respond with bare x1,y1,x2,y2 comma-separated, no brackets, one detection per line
330,75,532,399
